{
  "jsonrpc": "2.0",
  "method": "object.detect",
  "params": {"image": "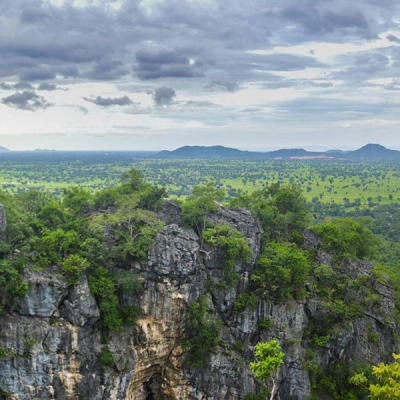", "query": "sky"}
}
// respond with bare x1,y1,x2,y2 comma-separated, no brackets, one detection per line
1,0,400,151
